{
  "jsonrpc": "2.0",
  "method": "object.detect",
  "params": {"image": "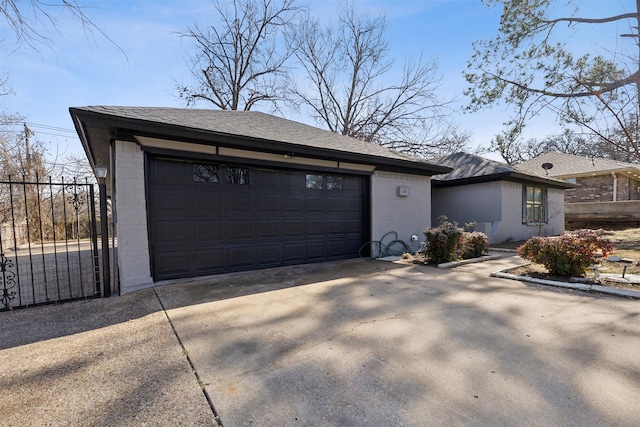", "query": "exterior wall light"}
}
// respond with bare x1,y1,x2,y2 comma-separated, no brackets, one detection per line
95,164,108,179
